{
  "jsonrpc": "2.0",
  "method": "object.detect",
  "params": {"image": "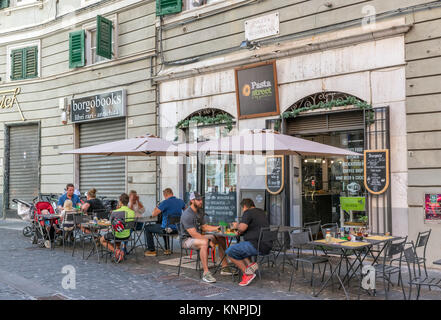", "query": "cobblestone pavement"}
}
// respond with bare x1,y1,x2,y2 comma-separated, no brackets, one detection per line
1,219,441,300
